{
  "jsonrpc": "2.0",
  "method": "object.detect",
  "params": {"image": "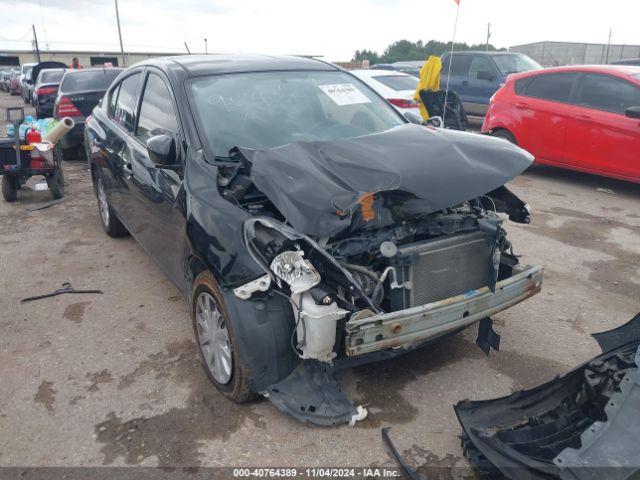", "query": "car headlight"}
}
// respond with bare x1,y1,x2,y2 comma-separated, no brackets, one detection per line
270,250,320,294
